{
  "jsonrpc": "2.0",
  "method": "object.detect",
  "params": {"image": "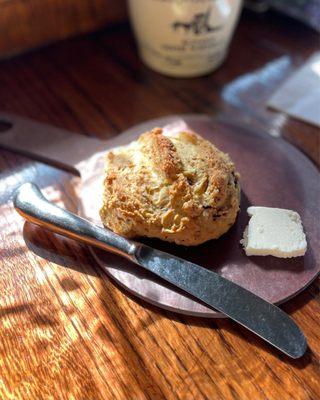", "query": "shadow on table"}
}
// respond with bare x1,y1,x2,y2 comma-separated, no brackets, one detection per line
106,270,314,367
23,221,99,277
0,302,59,328
22,218,315,367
